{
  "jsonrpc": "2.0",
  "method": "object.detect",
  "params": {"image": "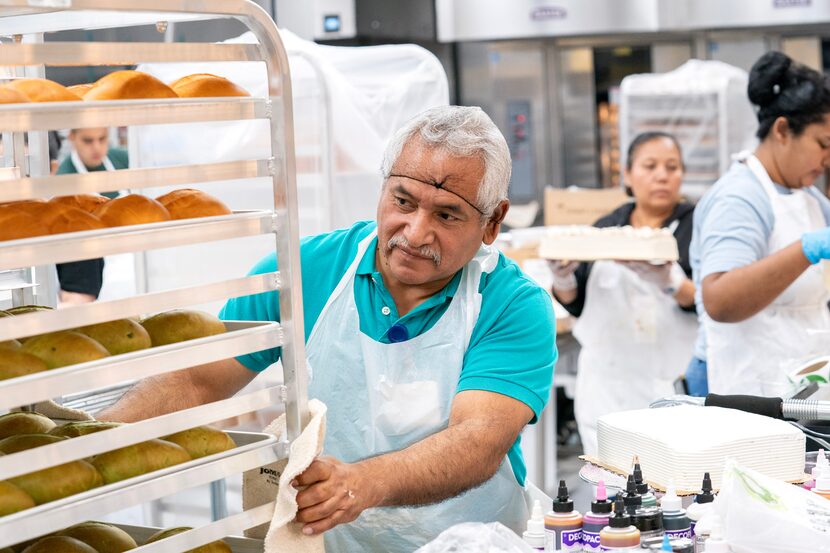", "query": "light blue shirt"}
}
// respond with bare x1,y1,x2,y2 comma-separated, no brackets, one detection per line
220,220,557,485
690,162,830,360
